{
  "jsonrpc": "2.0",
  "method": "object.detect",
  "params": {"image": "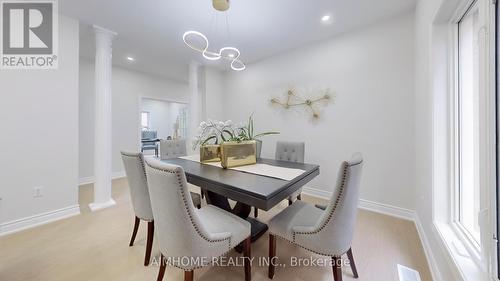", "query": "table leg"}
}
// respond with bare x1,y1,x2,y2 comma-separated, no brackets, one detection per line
204,190,232,210
205,191,268,242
